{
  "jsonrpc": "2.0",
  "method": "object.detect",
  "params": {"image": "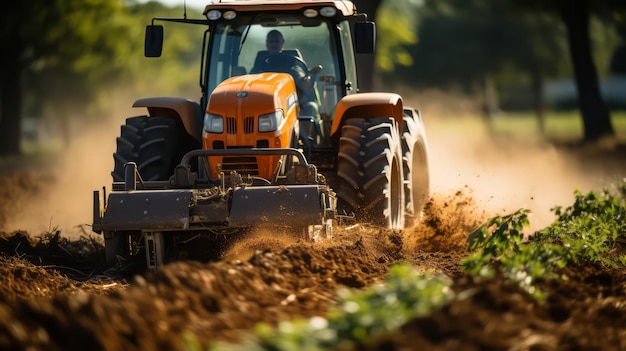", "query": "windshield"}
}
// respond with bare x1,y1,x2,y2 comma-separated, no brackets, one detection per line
206,13,343,118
